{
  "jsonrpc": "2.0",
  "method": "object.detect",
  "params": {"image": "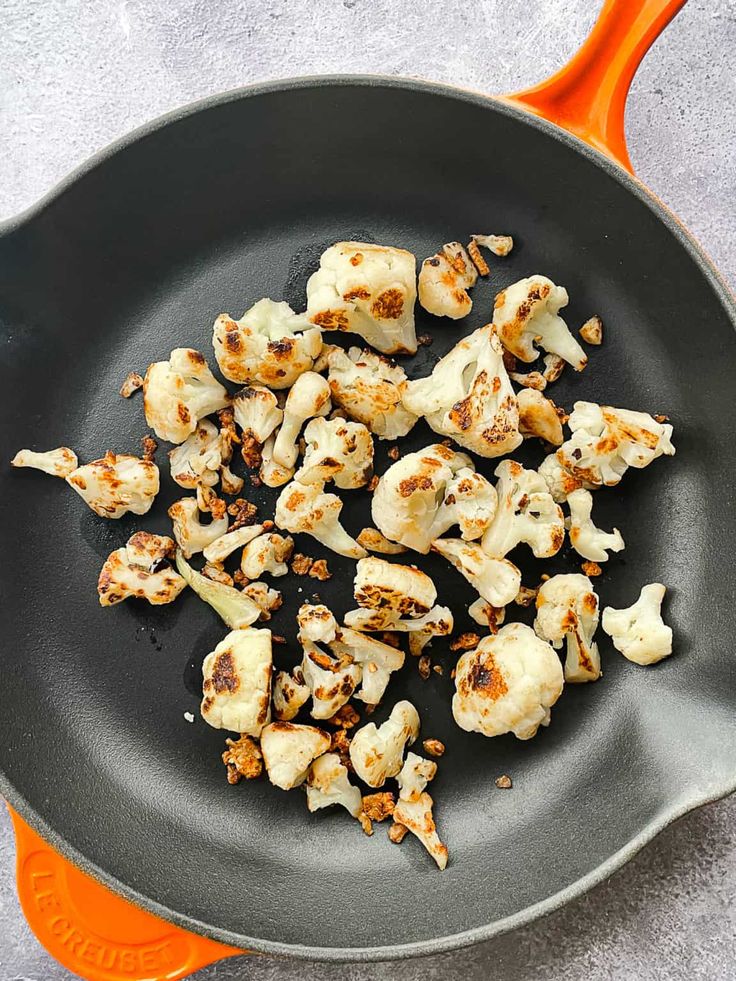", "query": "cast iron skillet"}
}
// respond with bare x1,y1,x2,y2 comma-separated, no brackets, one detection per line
1,0,735,963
